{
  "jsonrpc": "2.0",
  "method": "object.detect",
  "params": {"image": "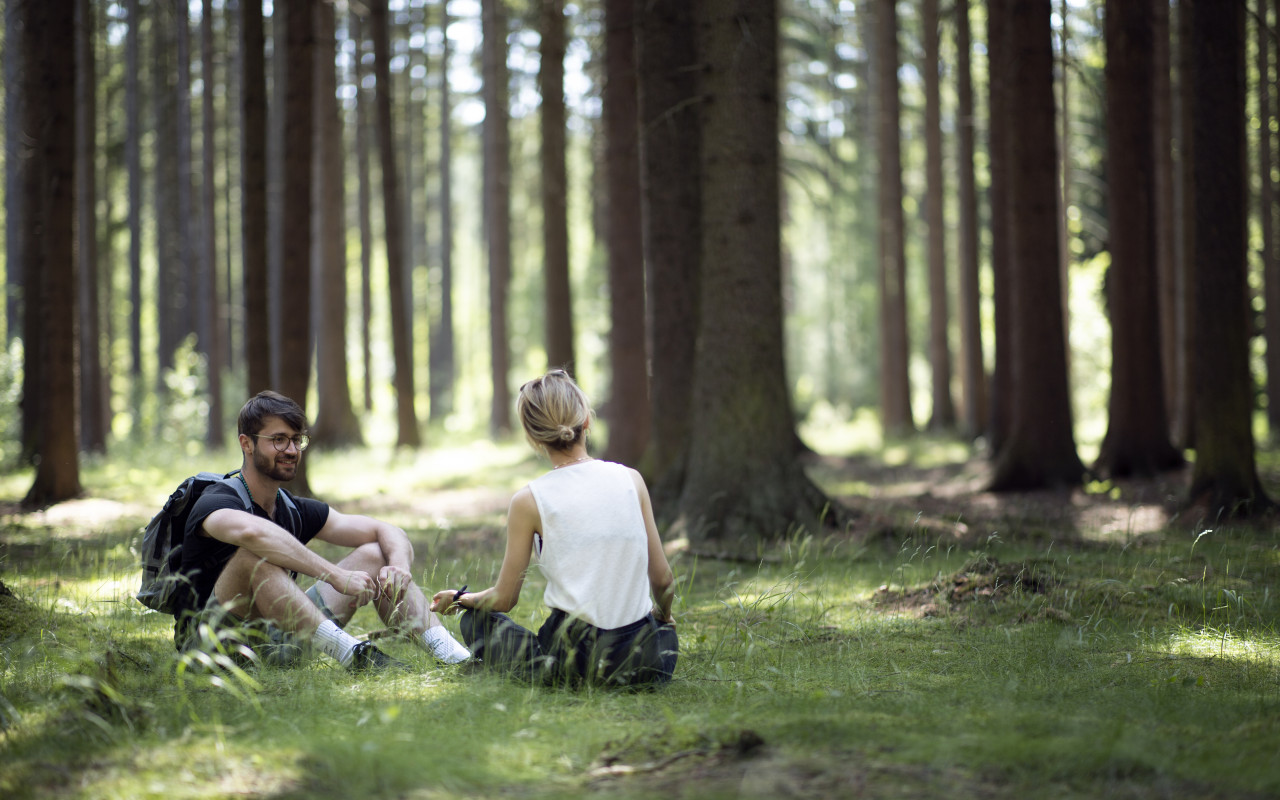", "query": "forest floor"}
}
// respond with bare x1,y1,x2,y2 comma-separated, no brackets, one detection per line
1,440,1277,799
